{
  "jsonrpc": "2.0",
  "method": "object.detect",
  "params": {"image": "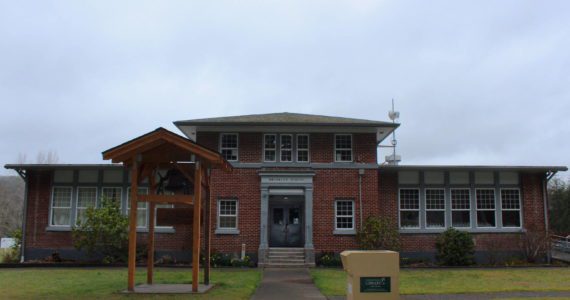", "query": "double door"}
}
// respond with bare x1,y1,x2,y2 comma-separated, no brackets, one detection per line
269,205,303,247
